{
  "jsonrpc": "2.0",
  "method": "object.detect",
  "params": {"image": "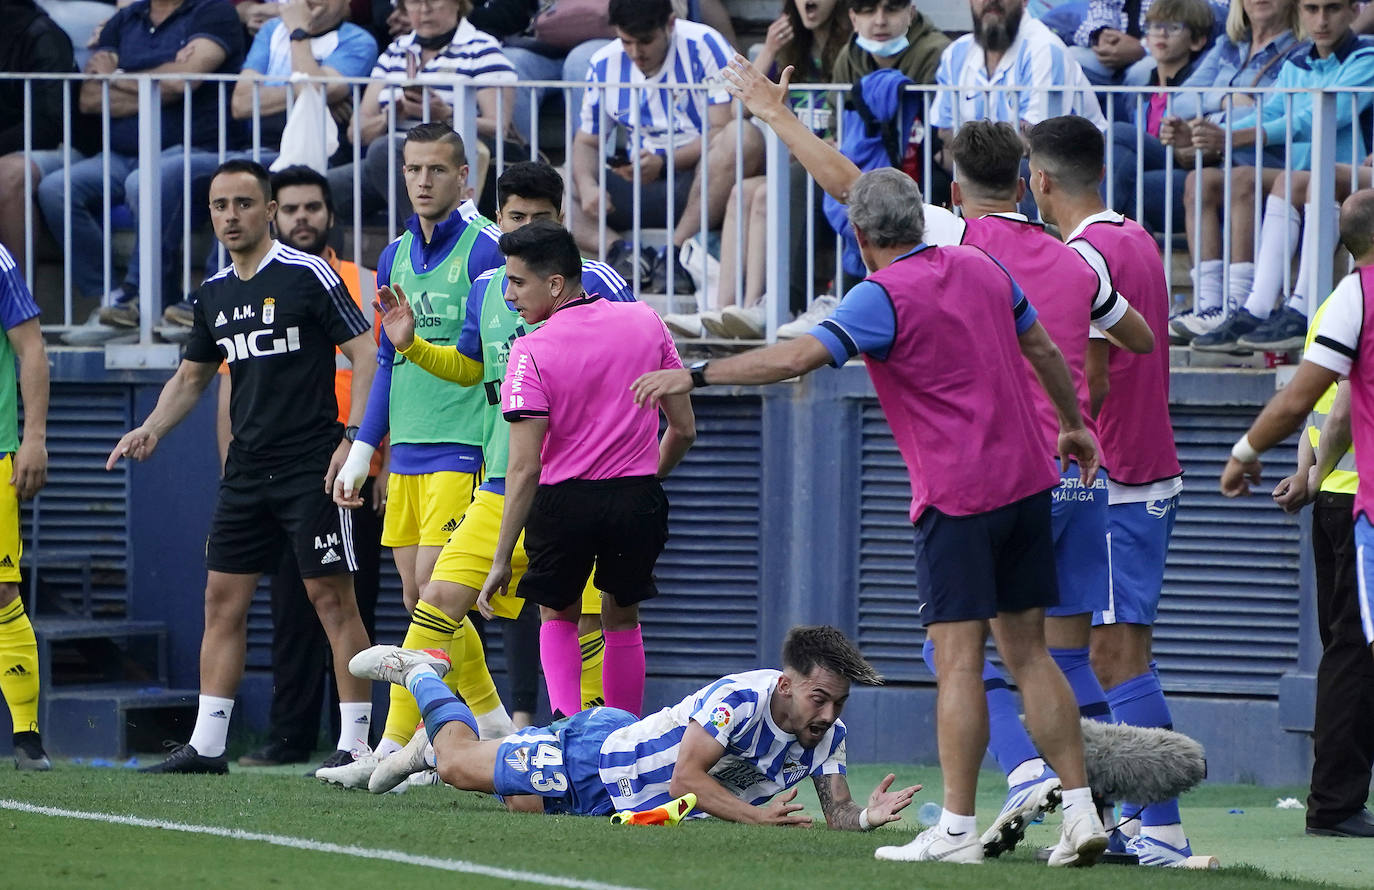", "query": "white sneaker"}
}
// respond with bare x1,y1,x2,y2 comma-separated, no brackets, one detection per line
699,310,730,338
980,773,1062,857
1173,307,1226,340
348,645,452,686
1048,807,1109,867
776,295,839,340
316,751,380,789
875,826,984,863
720,304,765,339
663,313,704,338
369,726,433,794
